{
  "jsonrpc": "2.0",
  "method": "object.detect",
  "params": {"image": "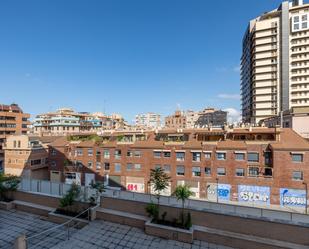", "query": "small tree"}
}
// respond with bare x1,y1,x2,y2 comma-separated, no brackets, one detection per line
0,173,20,201
173,184,193,226
59,183,81,209
149,167,170,207
89,181,105,206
